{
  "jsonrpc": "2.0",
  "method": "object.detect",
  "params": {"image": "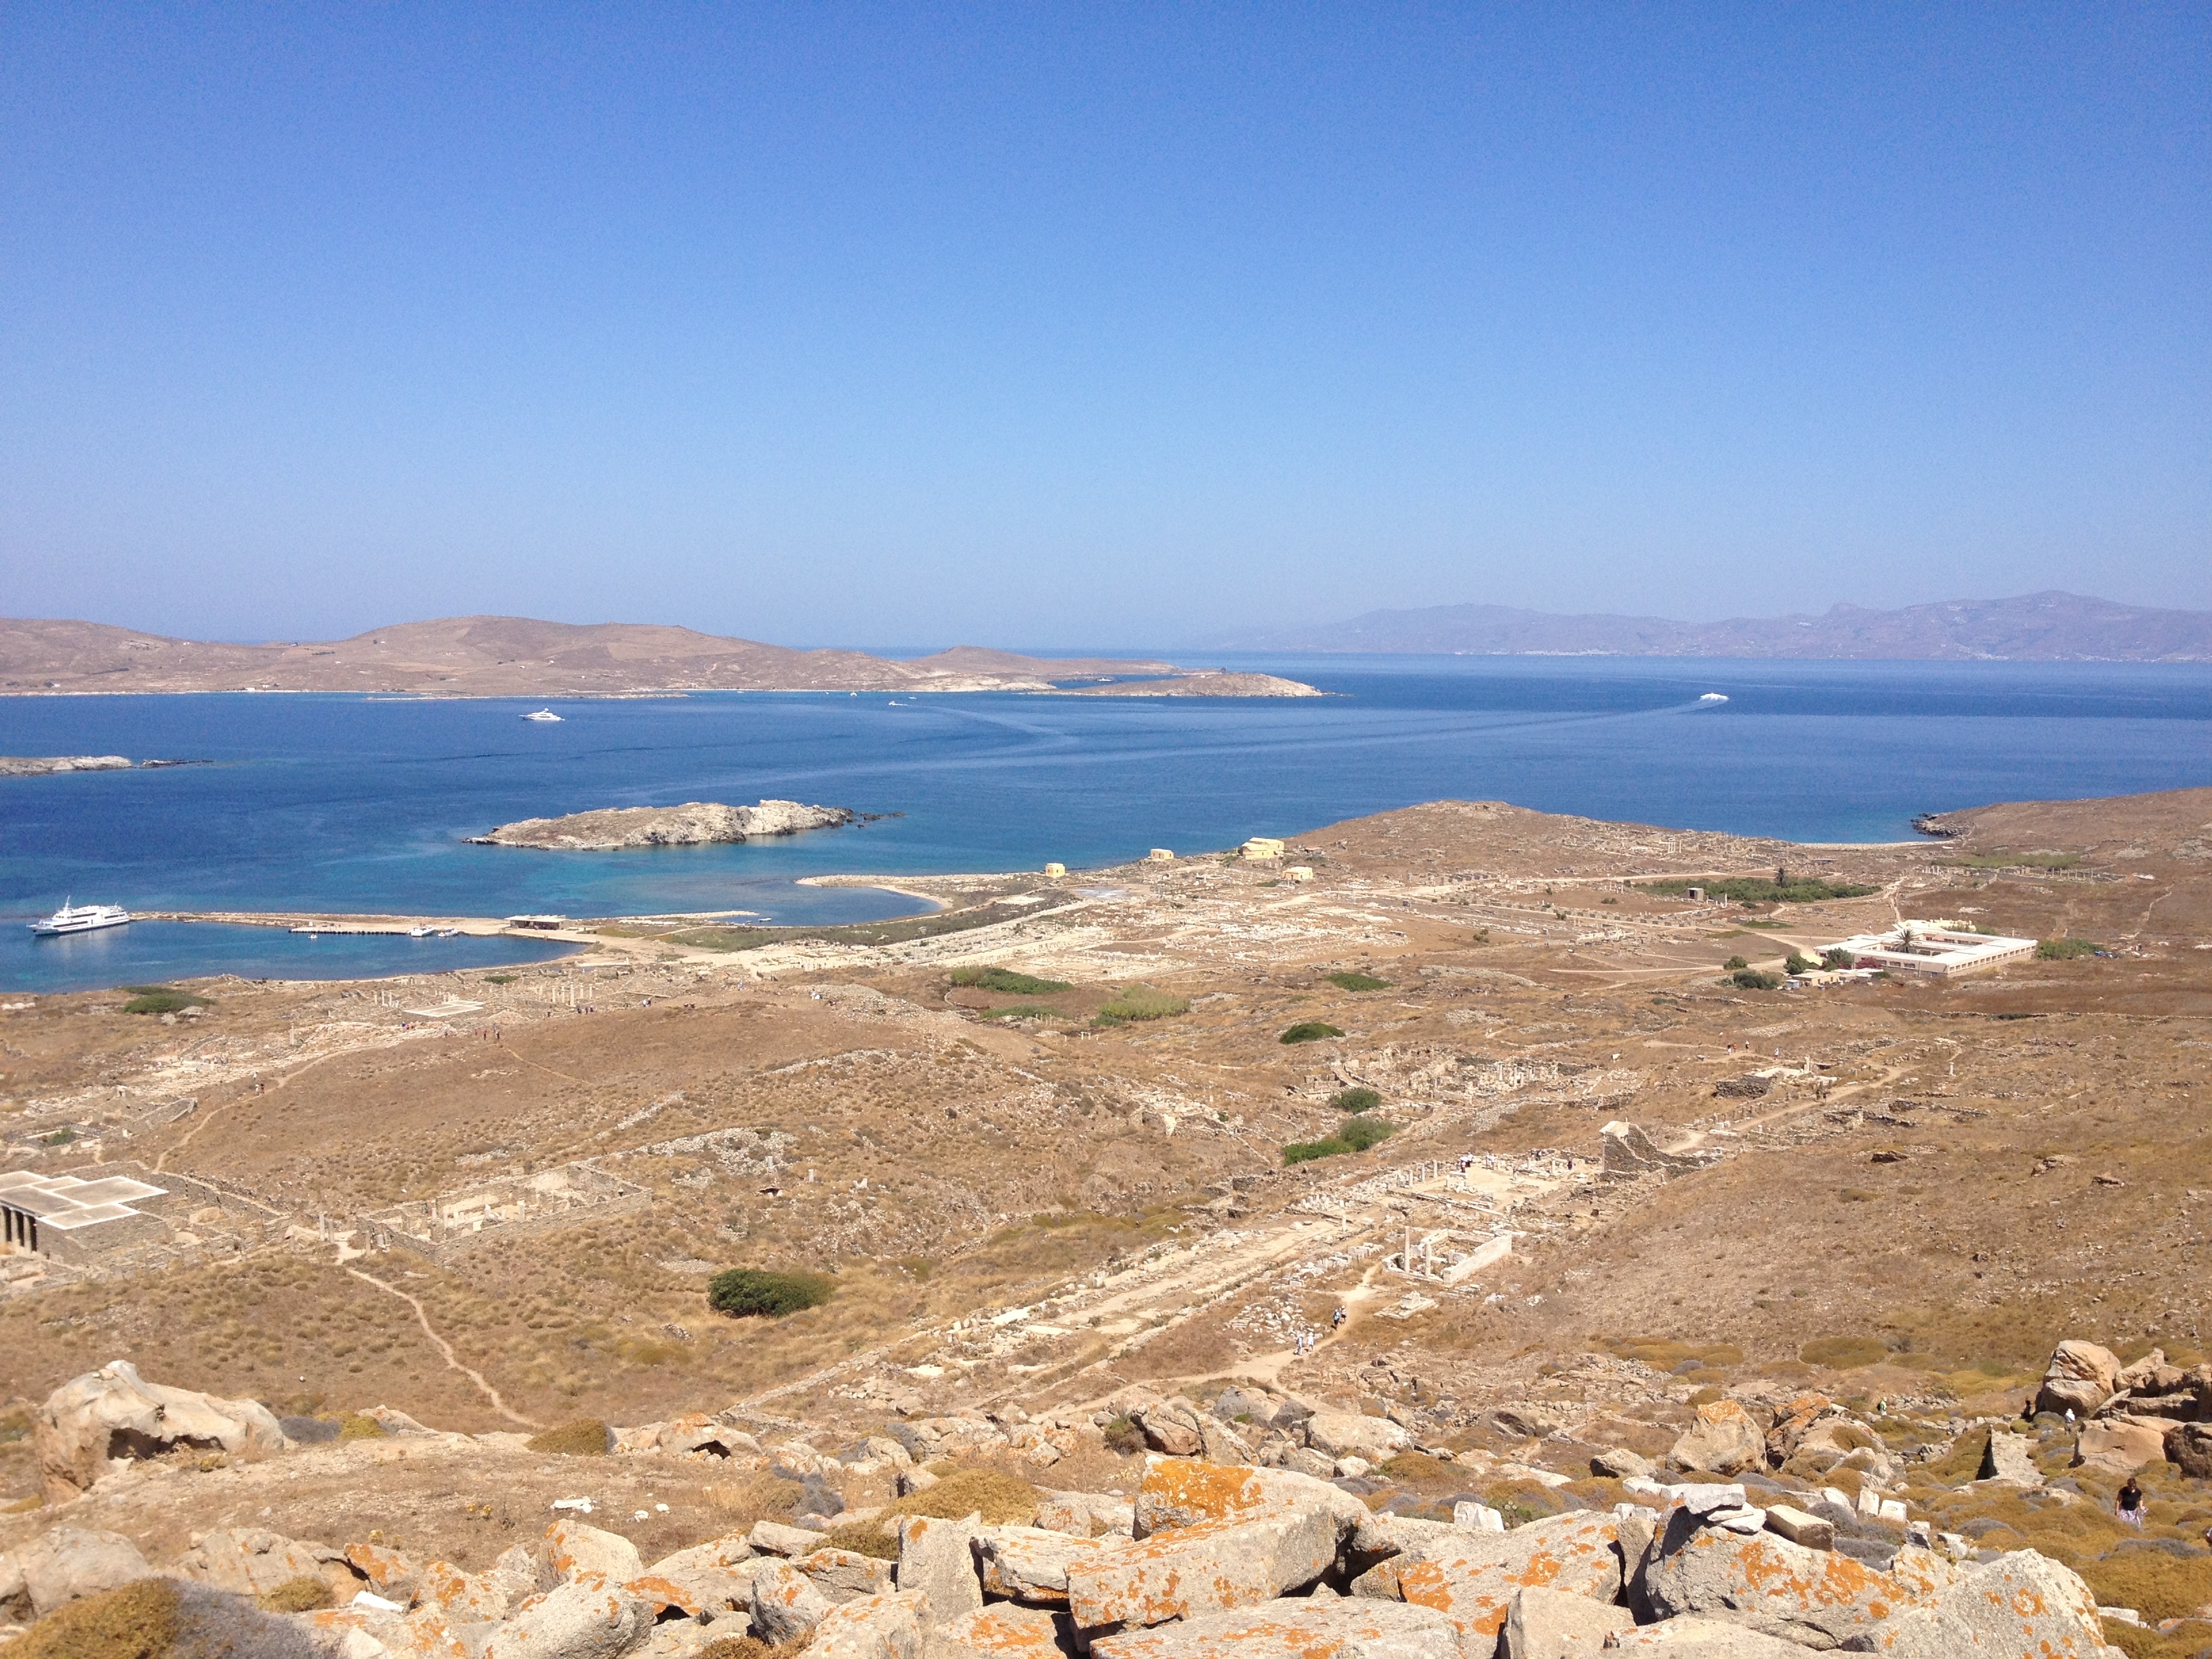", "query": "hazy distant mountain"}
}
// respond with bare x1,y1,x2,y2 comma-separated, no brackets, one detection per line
1212,592,2212,661
0,616,1185,697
